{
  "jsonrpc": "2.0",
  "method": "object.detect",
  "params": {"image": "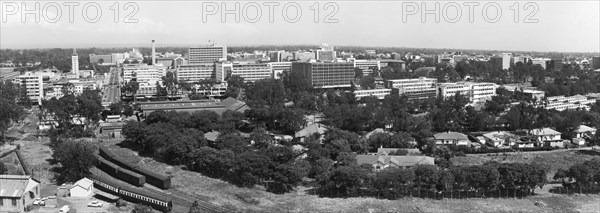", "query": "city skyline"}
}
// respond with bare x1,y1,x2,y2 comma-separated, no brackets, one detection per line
1,1,599,52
